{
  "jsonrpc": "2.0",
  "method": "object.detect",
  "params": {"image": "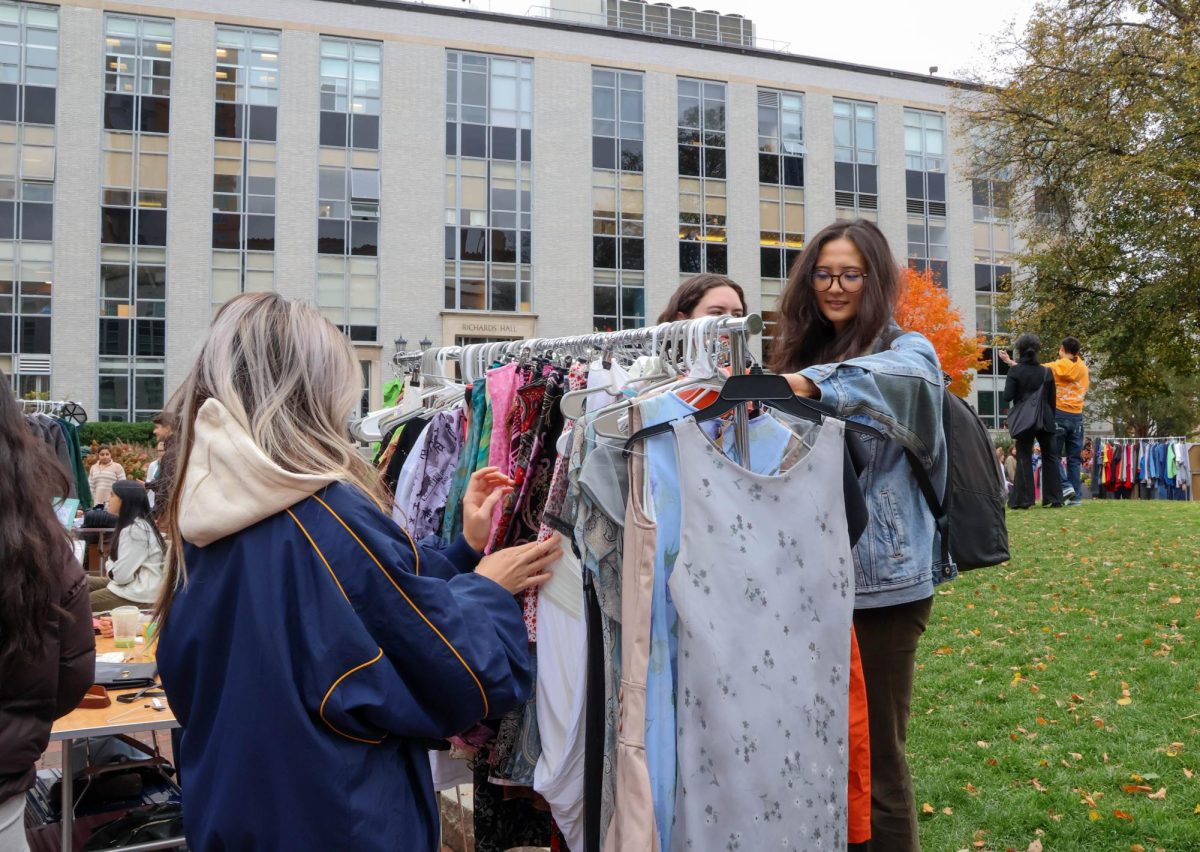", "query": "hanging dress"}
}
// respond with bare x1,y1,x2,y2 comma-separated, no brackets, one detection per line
668,415,855,851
